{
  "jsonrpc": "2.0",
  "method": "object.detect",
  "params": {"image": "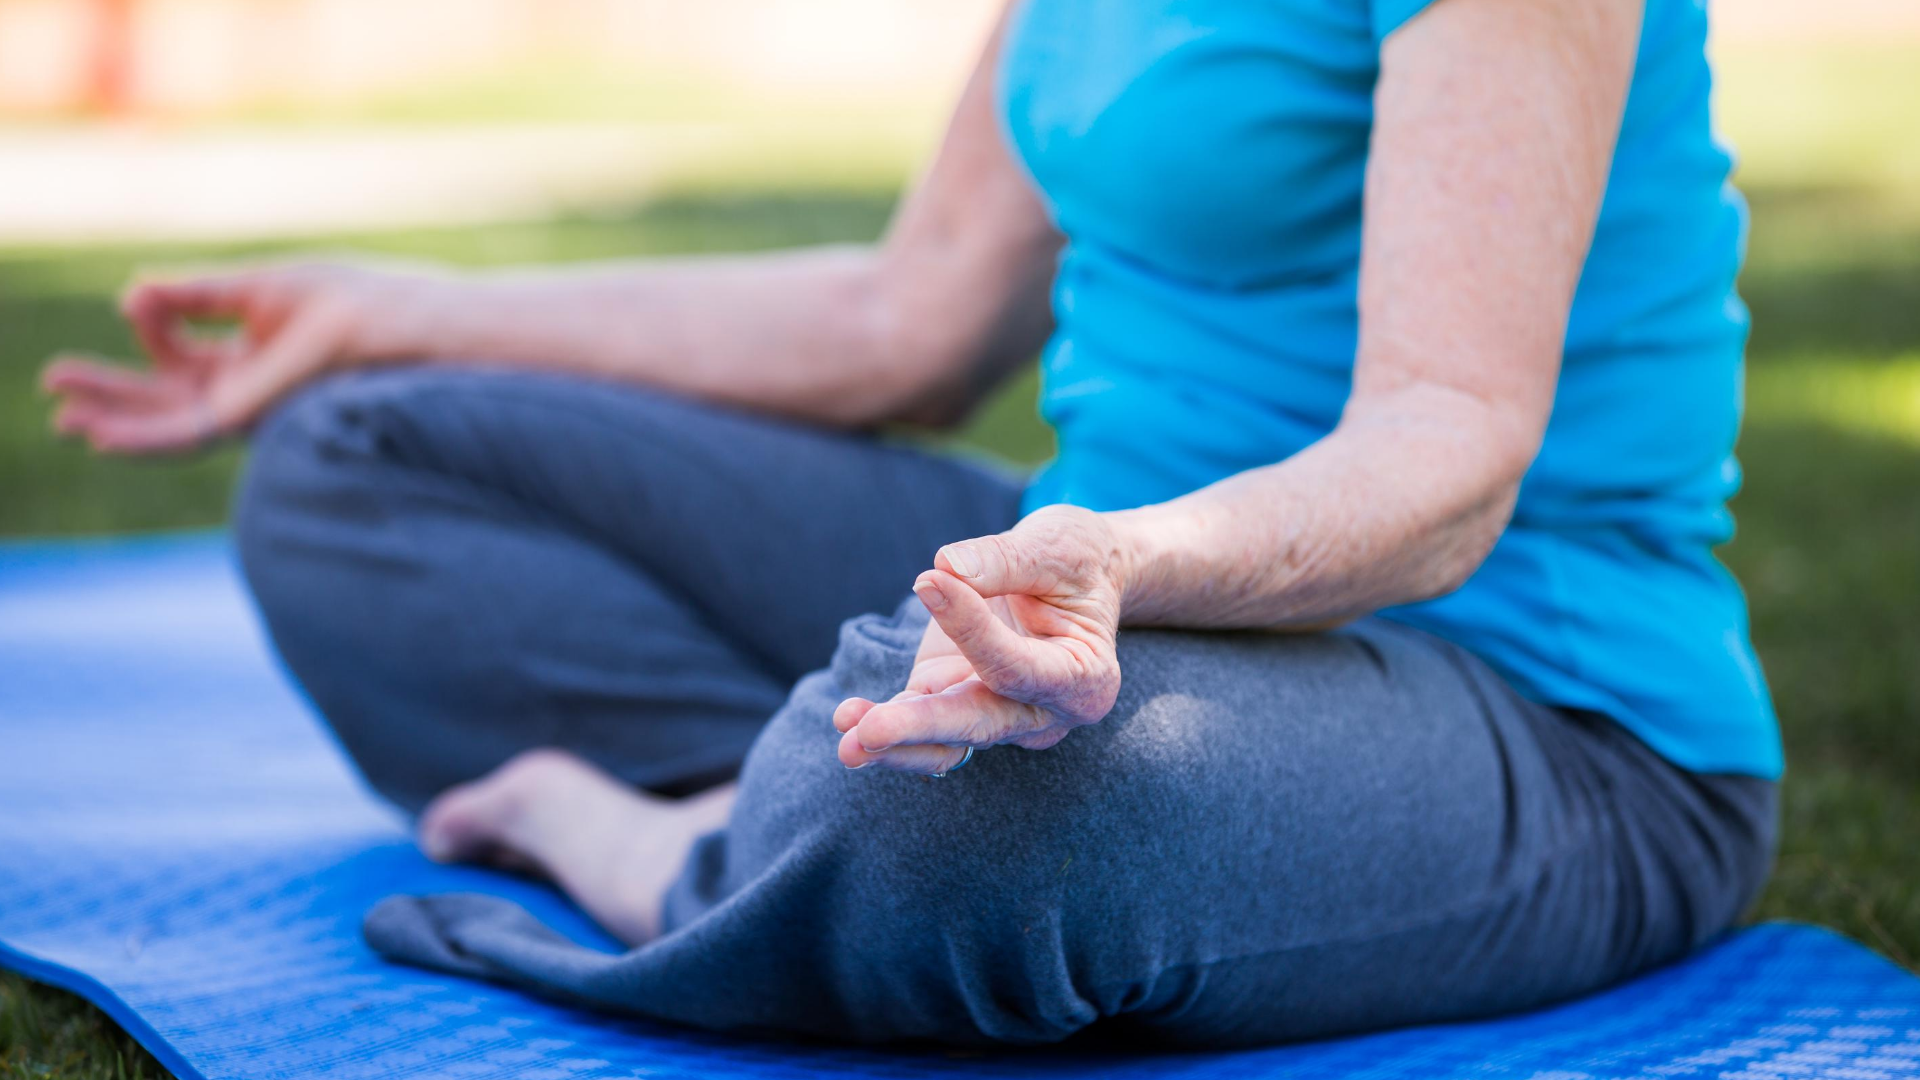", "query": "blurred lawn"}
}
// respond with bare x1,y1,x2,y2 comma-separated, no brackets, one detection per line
5,39,1919,1080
